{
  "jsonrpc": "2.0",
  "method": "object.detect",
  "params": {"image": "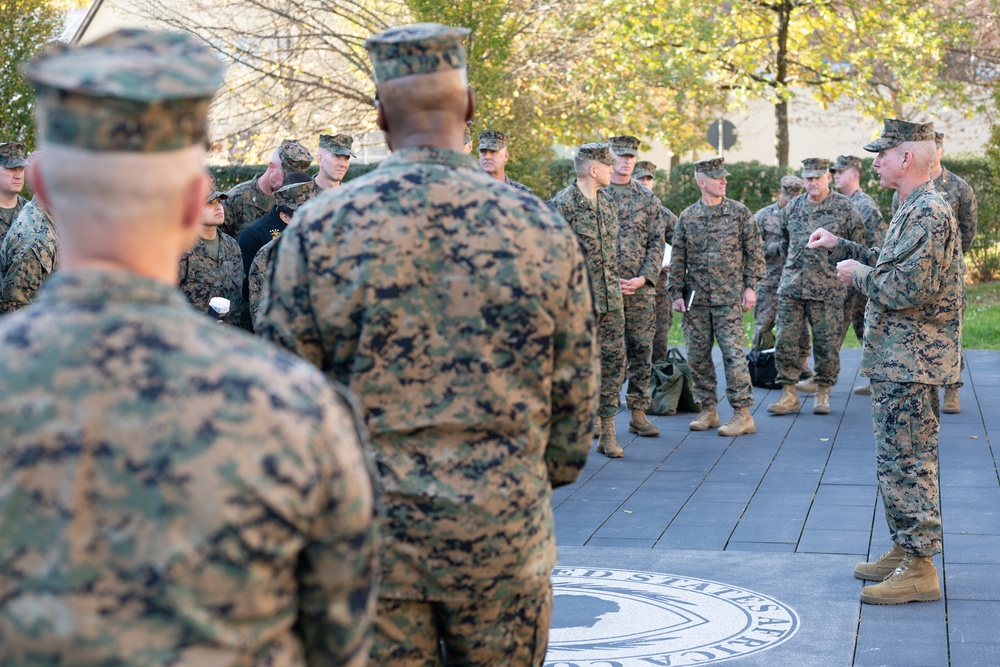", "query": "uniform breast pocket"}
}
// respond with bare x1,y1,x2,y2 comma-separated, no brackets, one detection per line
574,224,600,258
